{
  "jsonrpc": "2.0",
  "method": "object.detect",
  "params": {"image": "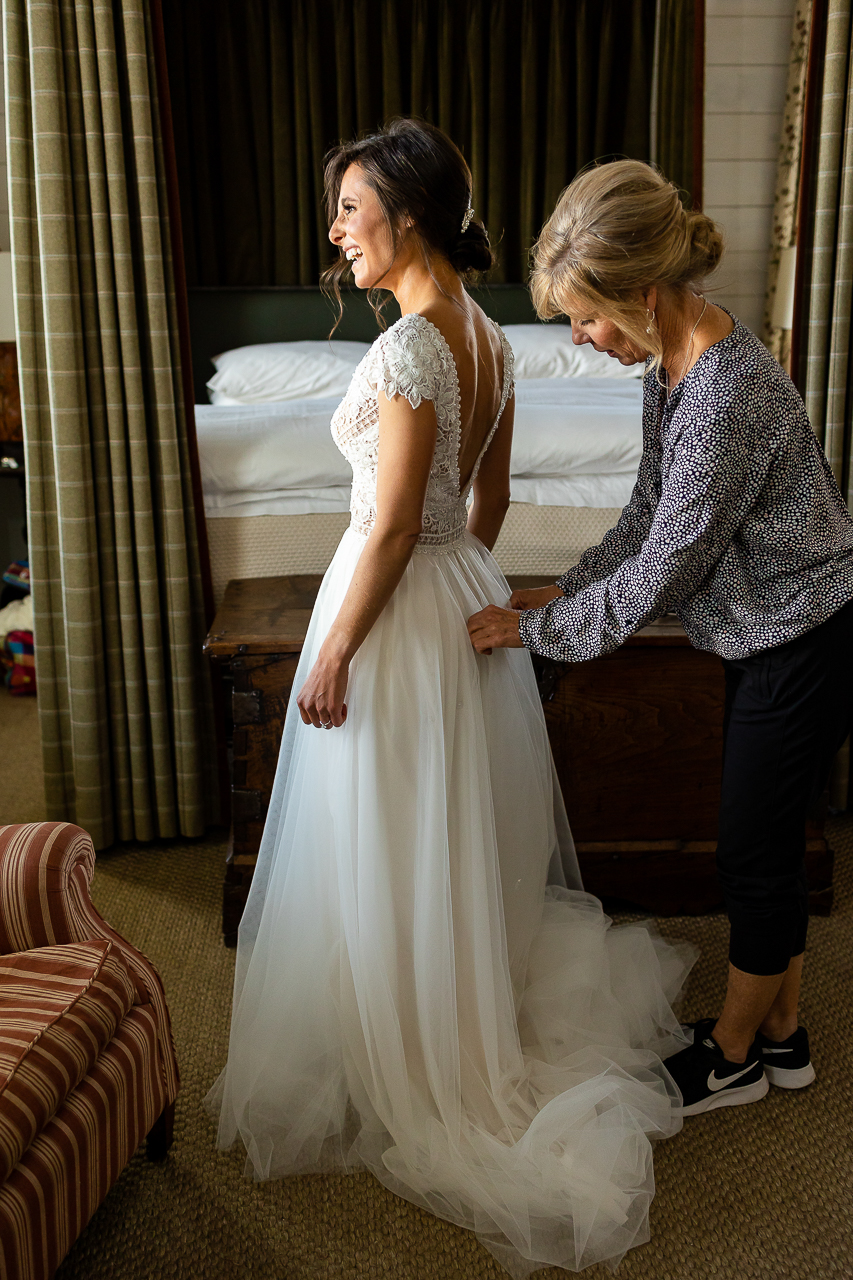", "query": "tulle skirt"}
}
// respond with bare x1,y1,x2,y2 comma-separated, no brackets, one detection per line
206,528,696,1276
